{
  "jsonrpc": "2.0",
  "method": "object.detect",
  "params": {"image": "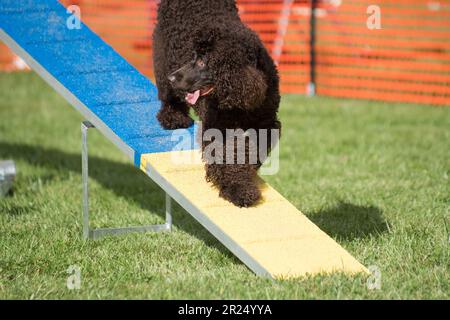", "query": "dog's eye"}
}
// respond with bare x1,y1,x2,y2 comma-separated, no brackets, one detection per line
196,60,206,68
